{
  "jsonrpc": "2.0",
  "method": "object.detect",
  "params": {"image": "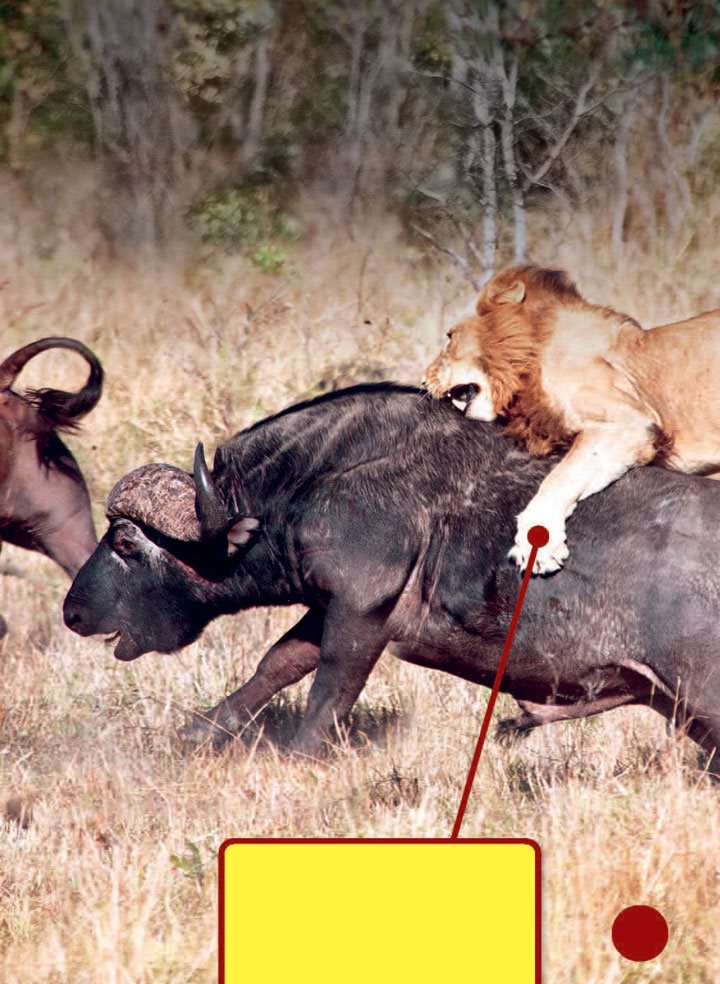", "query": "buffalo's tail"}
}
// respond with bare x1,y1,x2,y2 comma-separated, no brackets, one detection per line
0,337,104,429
